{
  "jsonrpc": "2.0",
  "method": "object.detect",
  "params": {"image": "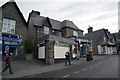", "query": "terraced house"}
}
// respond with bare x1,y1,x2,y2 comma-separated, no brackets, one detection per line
84,27,117,55
27,10,84,64
0,1,27,60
